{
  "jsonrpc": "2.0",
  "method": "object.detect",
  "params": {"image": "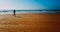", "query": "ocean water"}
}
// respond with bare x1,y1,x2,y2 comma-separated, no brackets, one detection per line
0,10,60,14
